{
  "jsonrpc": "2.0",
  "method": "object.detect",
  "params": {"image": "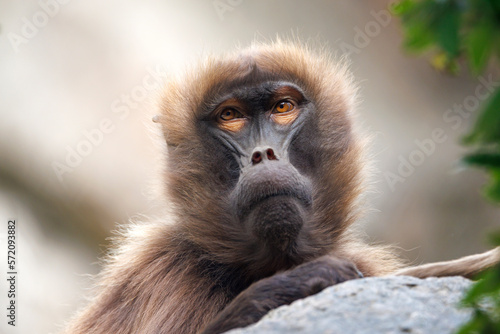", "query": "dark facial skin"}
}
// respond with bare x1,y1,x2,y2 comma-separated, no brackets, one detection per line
200,80,315,252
